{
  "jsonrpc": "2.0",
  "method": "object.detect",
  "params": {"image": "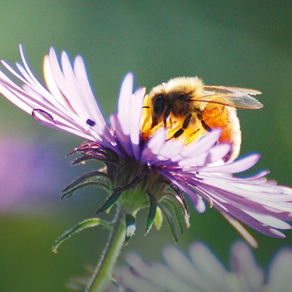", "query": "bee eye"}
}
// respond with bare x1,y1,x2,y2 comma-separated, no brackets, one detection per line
153,94,165,116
